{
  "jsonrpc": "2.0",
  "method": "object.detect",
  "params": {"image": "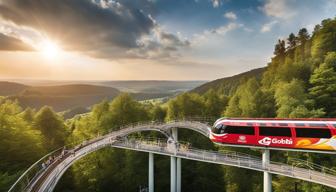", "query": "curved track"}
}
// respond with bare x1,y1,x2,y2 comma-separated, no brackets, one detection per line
8,120,336,192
